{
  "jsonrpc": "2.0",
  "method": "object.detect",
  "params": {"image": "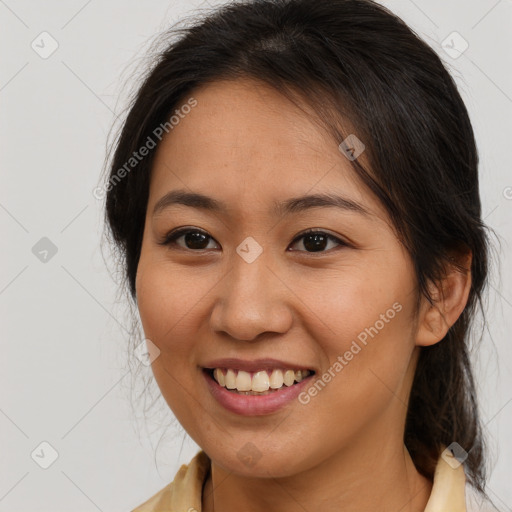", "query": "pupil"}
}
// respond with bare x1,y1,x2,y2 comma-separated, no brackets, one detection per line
186,232,209,249
304,233,327,252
